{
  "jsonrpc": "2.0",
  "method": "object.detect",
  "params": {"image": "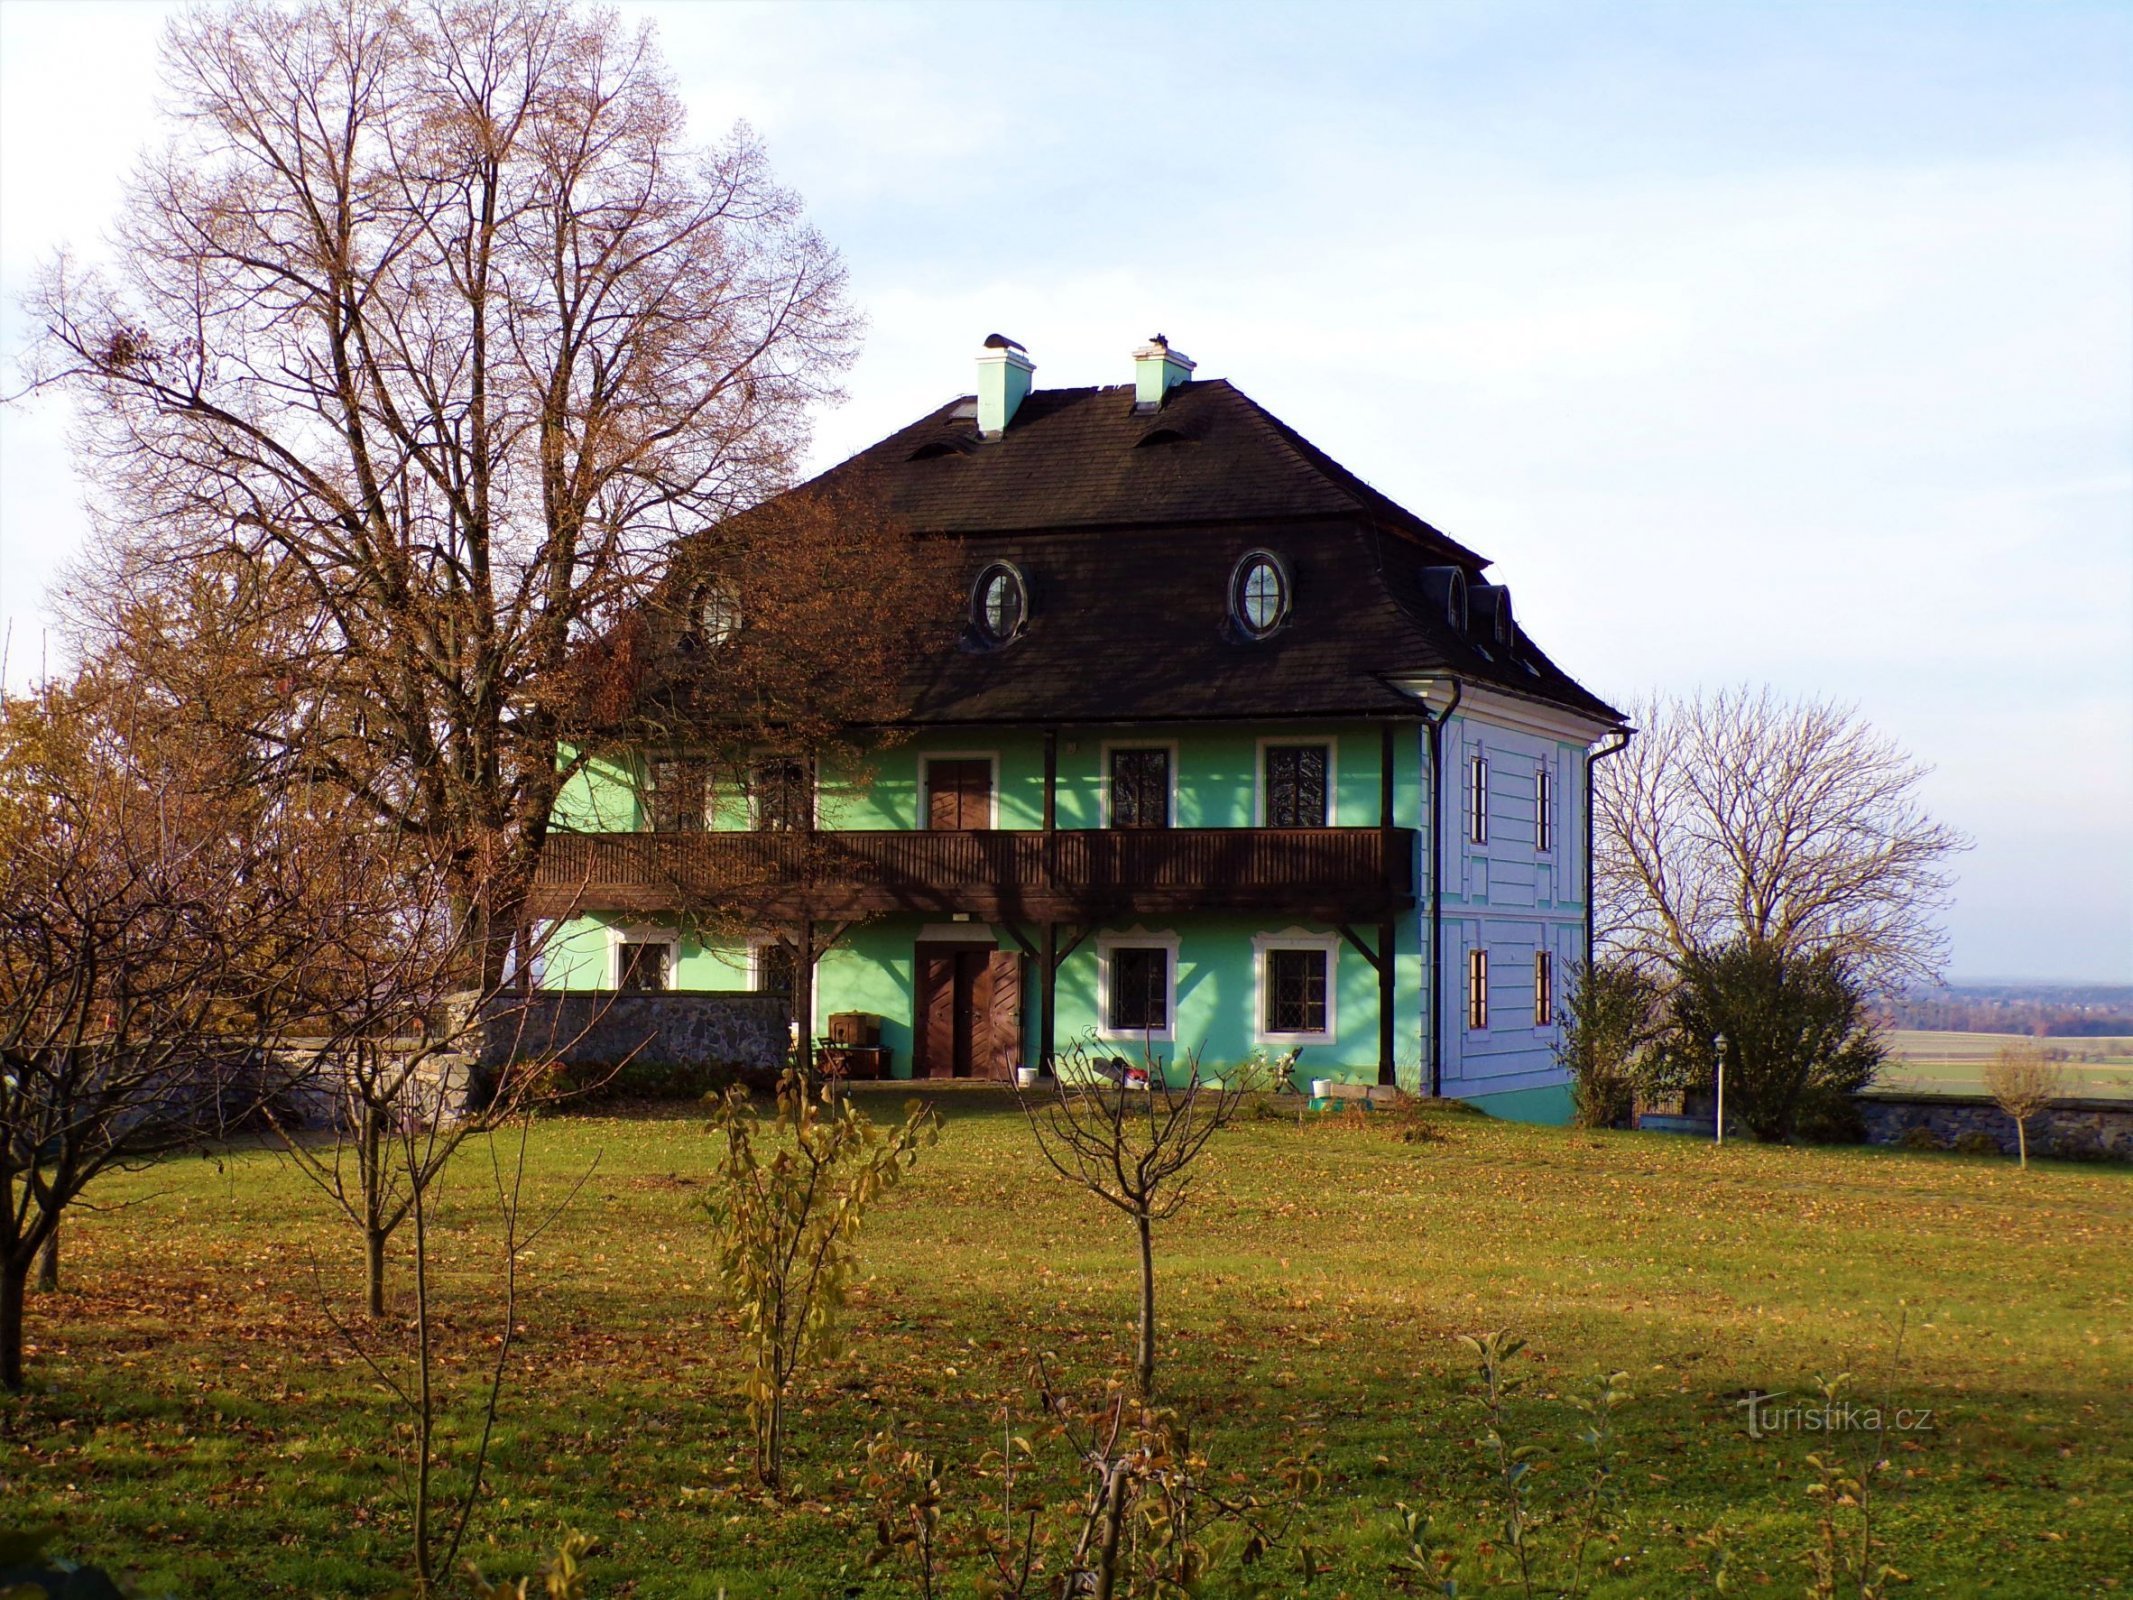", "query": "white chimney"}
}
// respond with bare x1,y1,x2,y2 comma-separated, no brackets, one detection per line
1132,334,1195,410
976,333,1034,437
